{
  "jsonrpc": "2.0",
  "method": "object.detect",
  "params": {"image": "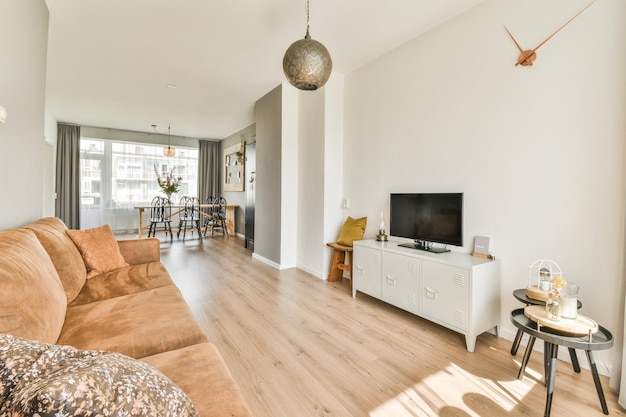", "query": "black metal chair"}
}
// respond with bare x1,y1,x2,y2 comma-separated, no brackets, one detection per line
177,196,202,241
202,196,215,237
209,196,229,237
147,196,173,242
